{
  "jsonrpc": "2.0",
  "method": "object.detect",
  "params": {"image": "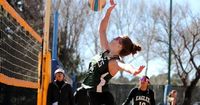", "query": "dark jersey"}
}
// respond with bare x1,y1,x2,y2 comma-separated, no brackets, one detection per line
47,81,74,105
123,88,155,105
83,50,119,91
